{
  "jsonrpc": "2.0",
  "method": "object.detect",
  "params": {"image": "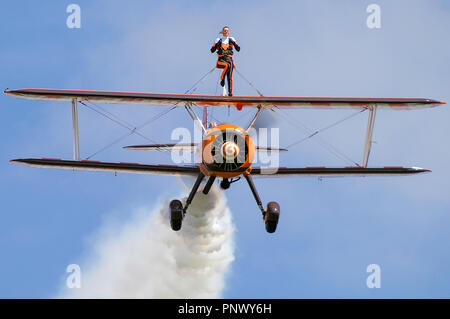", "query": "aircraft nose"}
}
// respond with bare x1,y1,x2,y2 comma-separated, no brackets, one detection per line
221,142,240,160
